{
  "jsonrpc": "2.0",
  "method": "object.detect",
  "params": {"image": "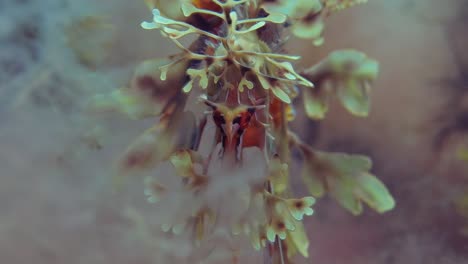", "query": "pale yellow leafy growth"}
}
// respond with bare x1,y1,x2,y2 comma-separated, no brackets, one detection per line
285,221,309,258
185,68,209,92
268,157,289,194
117,110,197,175
257,58,313,102
262,192,315,250
265,199,296,242
88,88,158,120
292,18,325,46
144,0,187,20
303,85,330,120
262,0,325,45
249,223,268,251
337,77,371,116
353,172,395,213
301,149,395,215
87,58,188,119
118,125,173,174
263,0,367,46
169,149,204,178
238,75,255,92
302,49,379,119
170,150,197,177
262,0,368,45
170,150,208,191
257,75,292,104
285,197,315,221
